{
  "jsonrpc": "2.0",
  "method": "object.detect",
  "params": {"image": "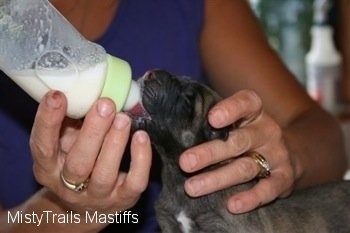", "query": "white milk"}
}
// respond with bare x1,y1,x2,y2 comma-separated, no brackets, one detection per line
7,61,107,119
